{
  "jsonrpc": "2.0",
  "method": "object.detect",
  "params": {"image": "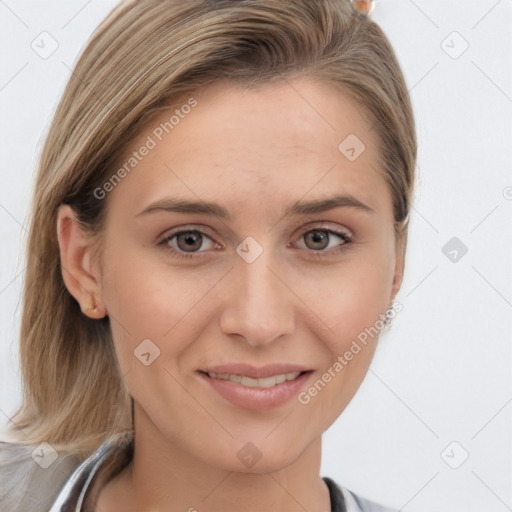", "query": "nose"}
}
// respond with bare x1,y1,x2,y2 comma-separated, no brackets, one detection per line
219,248,296,347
